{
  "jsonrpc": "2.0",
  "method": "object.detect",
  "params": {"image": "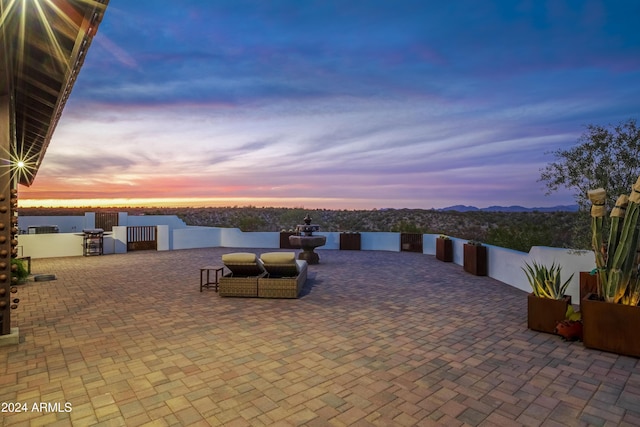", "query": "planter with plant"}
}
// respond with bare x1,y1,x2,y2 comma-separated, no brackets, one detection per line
463,240,487,276
436,234,452,262
11,258,29,284
523,260,573,334
583,184,640,357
